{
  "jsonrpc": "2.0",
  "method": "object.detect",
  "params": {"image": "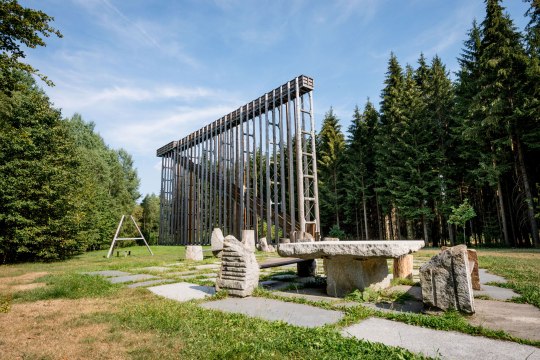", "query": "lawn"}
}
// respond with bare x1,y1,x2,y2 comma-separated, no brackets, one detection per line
0,246,538,359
